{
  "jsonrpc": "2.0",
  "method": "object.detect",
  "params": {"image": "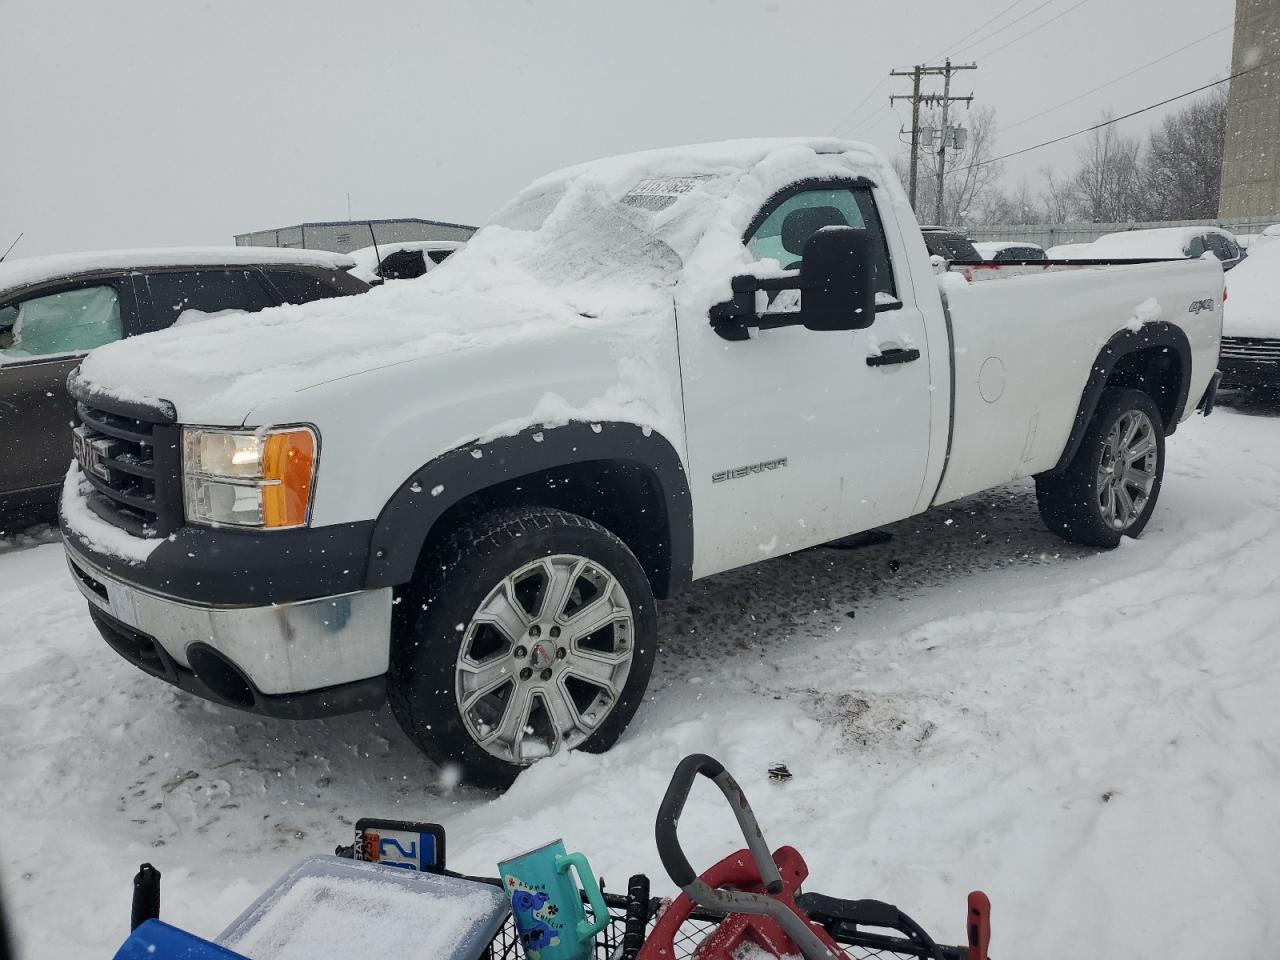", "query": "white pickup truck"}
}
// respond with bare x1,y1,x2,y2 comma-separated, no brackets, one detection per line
61,138,1223,785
